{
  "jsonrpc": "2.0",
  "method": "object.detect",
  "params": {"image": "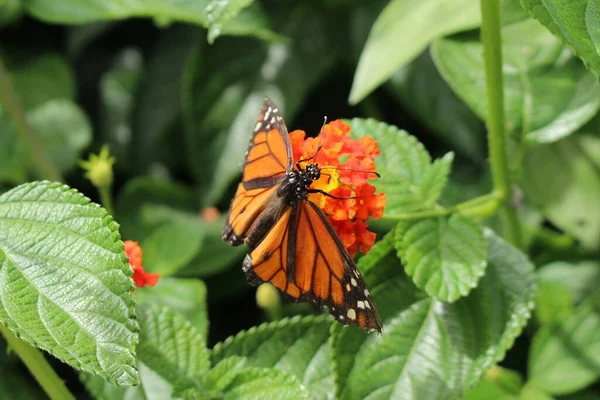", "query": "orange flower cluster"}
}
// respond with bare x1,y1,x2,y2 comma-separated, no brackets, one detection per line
123,240,159,288
290,120,386,257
